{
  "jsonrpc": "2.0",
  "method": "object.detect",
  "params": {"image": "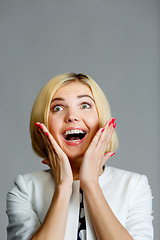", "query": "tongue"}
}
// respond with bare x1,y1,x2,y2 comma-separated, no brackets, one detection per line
69,136,80,141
